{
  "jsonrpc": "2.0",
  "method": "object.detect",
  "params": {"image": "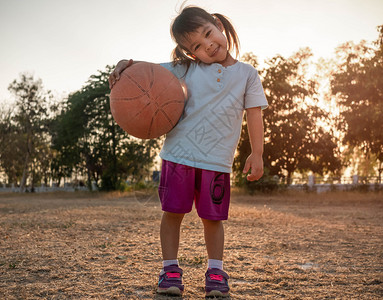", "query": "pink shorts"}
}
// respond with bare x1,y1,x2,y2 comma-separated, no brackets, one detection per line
158,160,230,220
